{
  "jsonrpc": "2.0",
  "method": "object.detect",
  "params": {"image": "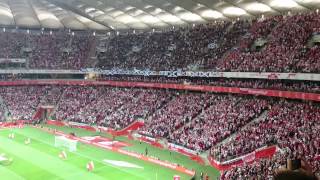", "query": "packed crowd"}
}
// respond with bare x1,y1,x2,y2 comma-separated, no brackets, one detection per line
220,152,287,179
101,75,320,93
97,12,320,72
67,87,129,126
29,33,94,69
0,32,26,58
103,89,172,129
0,12,320,72
55,86,101,121
0,31,94,69
221,150,320,179
213,100,320,177
217,12,320,72
140,93,215,137
0,86,50,120
39,86,64,106
98,21,250,70
170,96,270,151
54,86,173,130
